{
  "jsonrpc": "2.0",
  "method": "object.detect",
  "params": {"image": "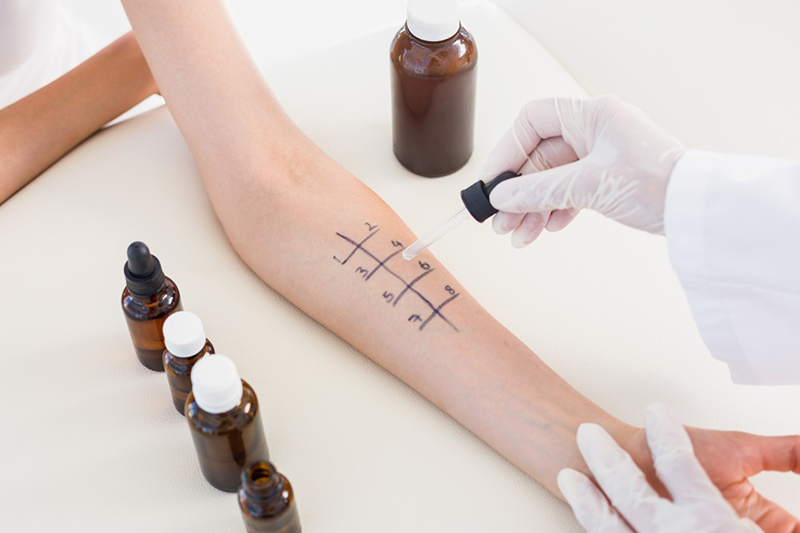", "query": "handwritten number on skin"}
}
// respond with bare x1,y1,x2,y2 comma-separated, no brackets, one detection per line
334,229,459,332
